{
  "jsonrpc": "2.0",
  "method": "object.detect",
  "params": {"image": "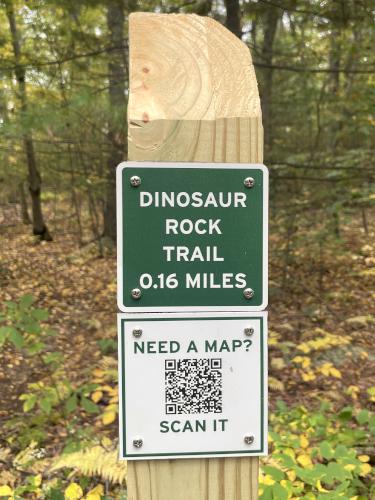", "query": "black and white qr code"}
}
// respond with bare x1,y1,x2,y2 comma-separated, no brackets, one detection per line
165,358,222,415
